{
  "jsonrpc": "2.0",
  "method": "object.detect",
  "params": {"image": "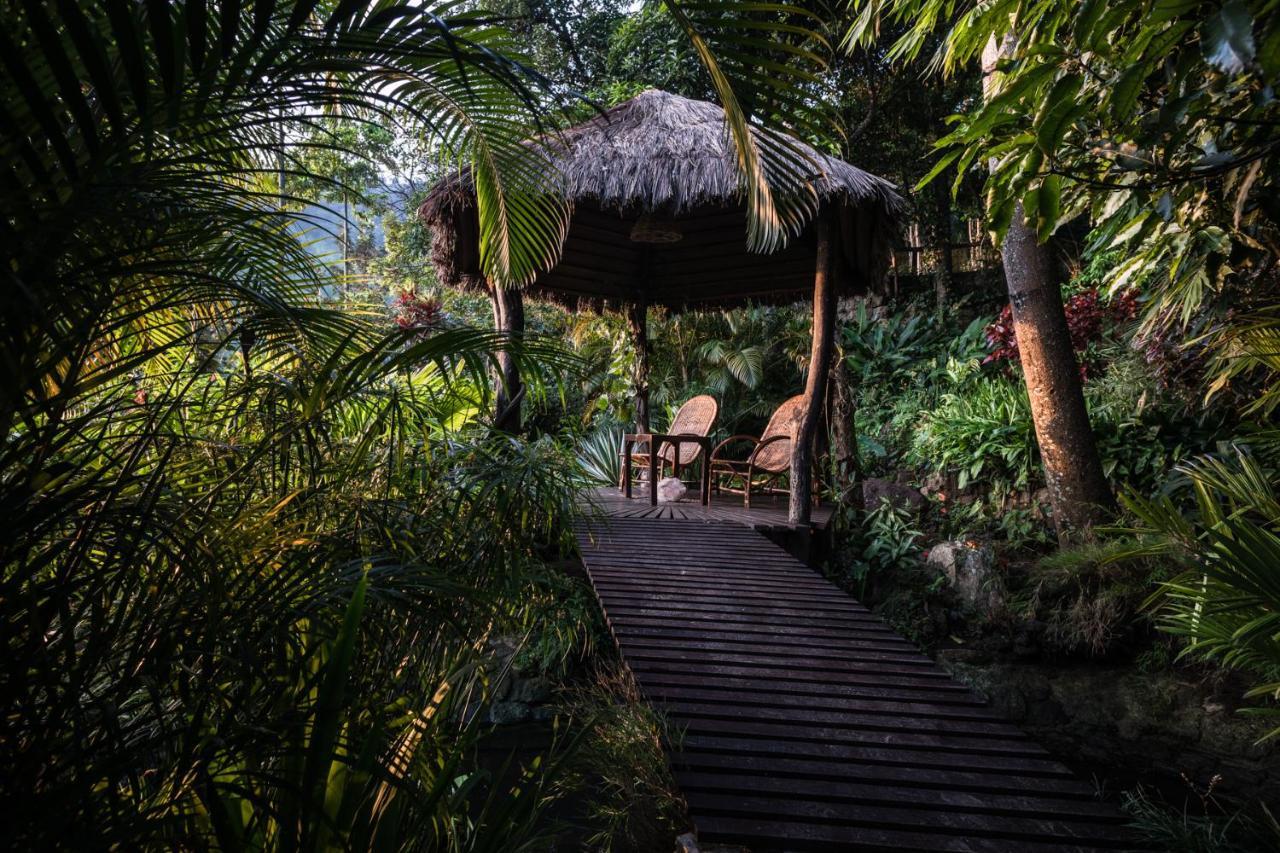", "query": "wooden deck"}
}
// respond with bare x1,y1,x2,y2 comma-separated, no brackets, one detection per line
574,505,1133,851
582,486,835,531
